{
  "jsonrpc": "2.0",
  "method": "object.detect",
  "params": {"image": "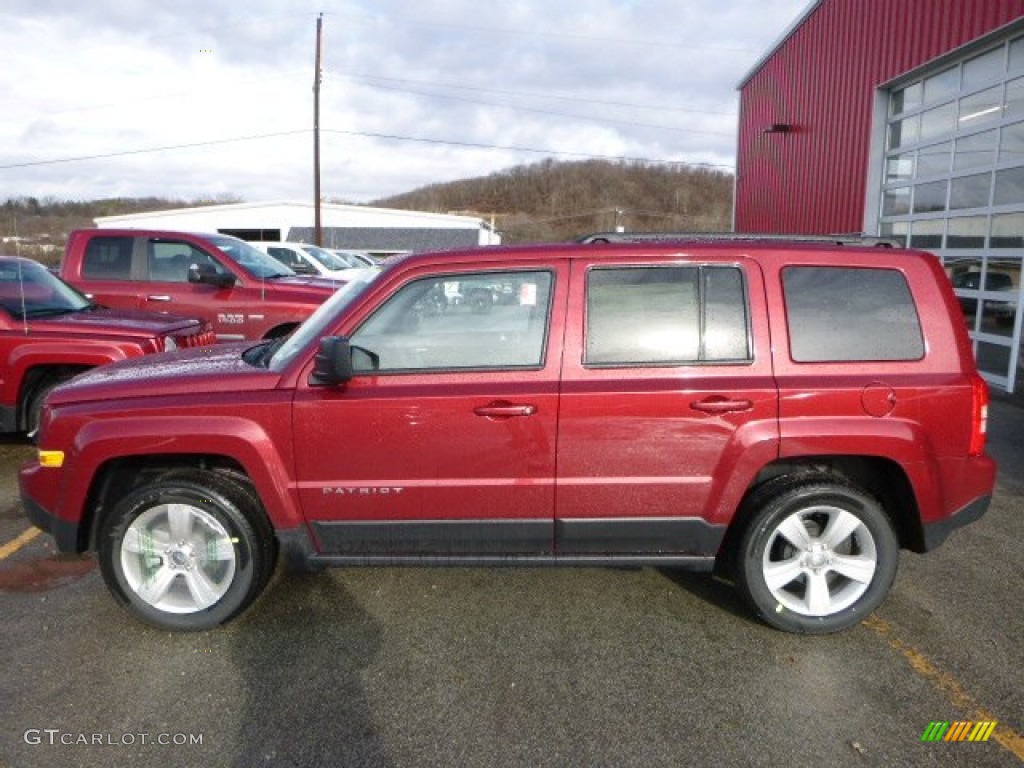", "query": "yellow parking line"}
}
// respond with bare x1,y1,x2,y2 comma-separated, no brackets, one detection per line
0,527,40,560
864,615,1024,760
